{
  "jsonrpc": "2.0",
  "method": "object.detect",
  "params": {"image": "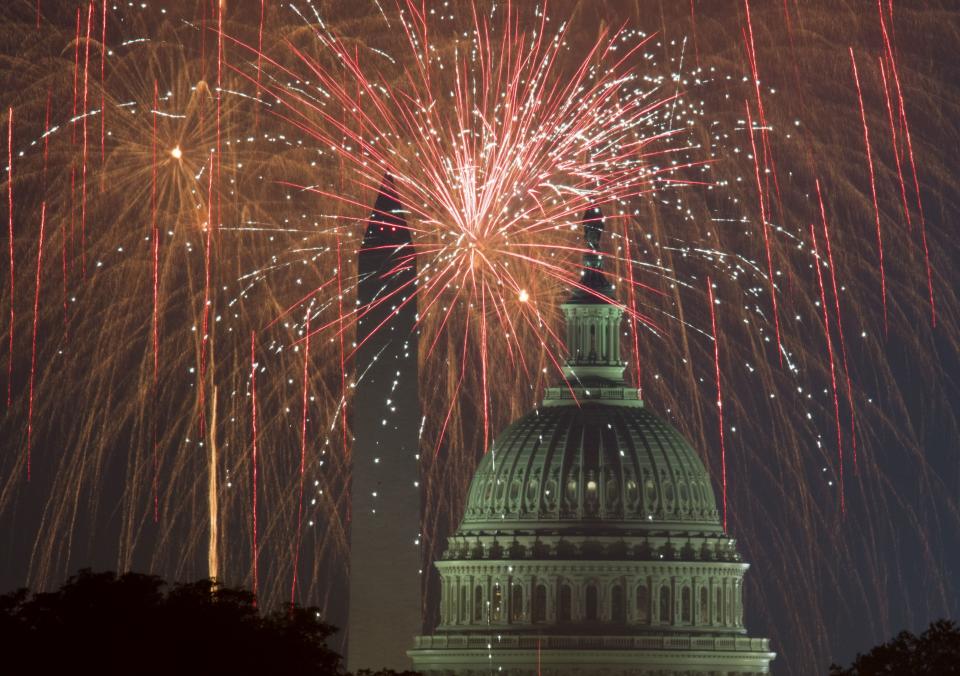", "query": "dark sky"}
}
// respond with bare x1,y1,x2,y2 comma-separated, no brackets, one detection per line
0,2,957,674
